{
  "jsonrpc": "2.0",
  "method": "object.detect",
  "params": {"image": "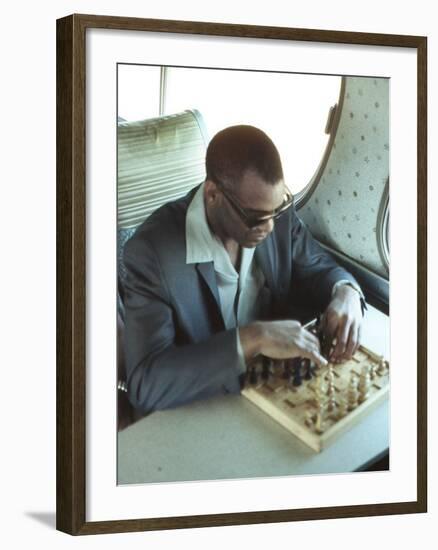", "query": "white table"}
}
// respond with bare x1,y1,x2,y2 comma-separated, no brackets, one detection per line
117,305,389,484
